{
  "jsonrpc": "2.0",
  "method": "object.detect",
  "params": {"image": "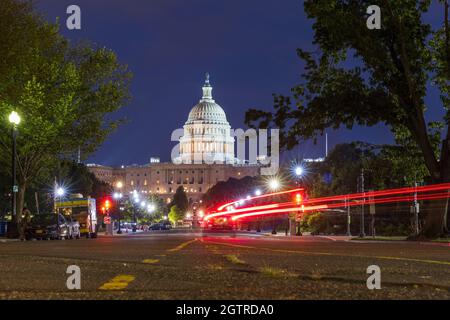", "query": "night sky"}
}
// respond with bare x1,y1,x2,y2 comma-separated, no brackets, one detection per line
35,0,443,166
